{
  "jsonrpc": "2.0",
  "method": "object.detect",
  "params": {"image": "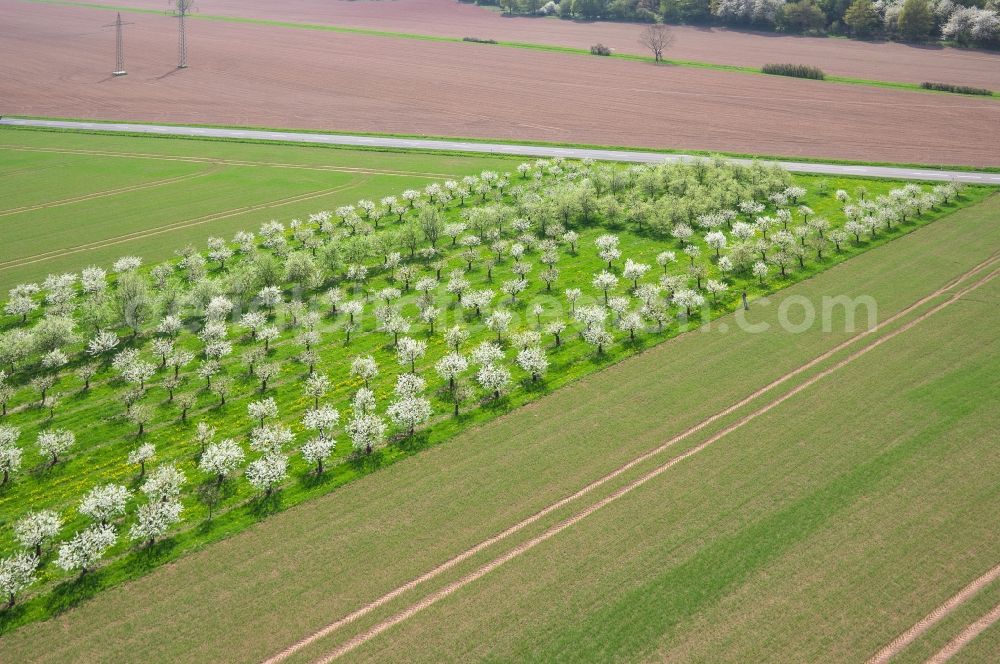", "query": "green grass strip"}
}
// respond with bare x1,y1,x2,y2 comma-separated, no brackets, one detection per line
22,0,1000,99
